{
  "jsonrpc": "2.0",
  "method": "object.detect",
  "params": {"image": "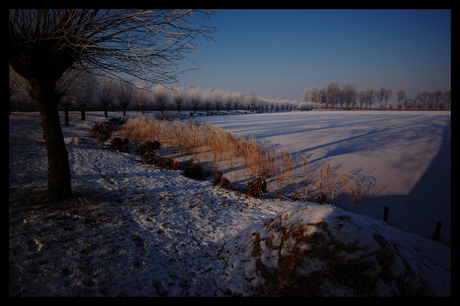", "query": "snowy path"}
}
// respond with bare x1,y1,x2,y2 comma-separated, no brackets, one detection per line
9,112,299,296
9,112,450,296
